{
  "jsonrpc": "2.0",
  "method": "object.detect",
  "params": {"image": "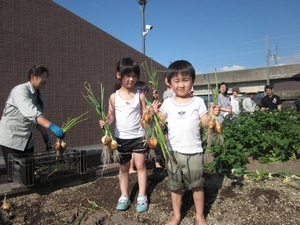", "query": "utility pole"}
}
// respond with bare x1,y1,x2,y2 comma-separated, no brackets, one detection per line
274,45,278,66
266,35,270,85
